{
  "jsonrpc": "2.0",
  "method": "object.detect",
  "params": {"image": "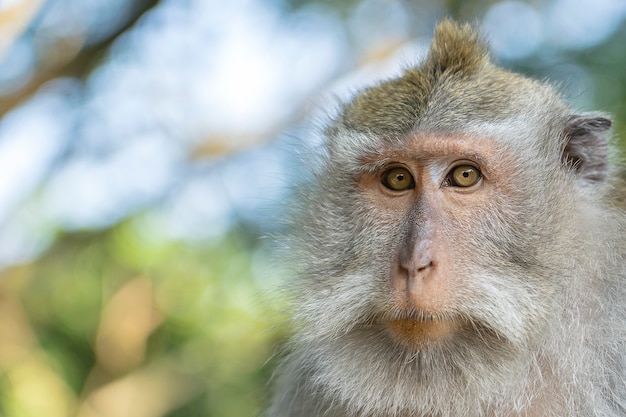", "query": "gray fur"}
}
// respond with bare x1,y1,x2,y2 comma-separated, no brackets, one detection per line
268,20,626,417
